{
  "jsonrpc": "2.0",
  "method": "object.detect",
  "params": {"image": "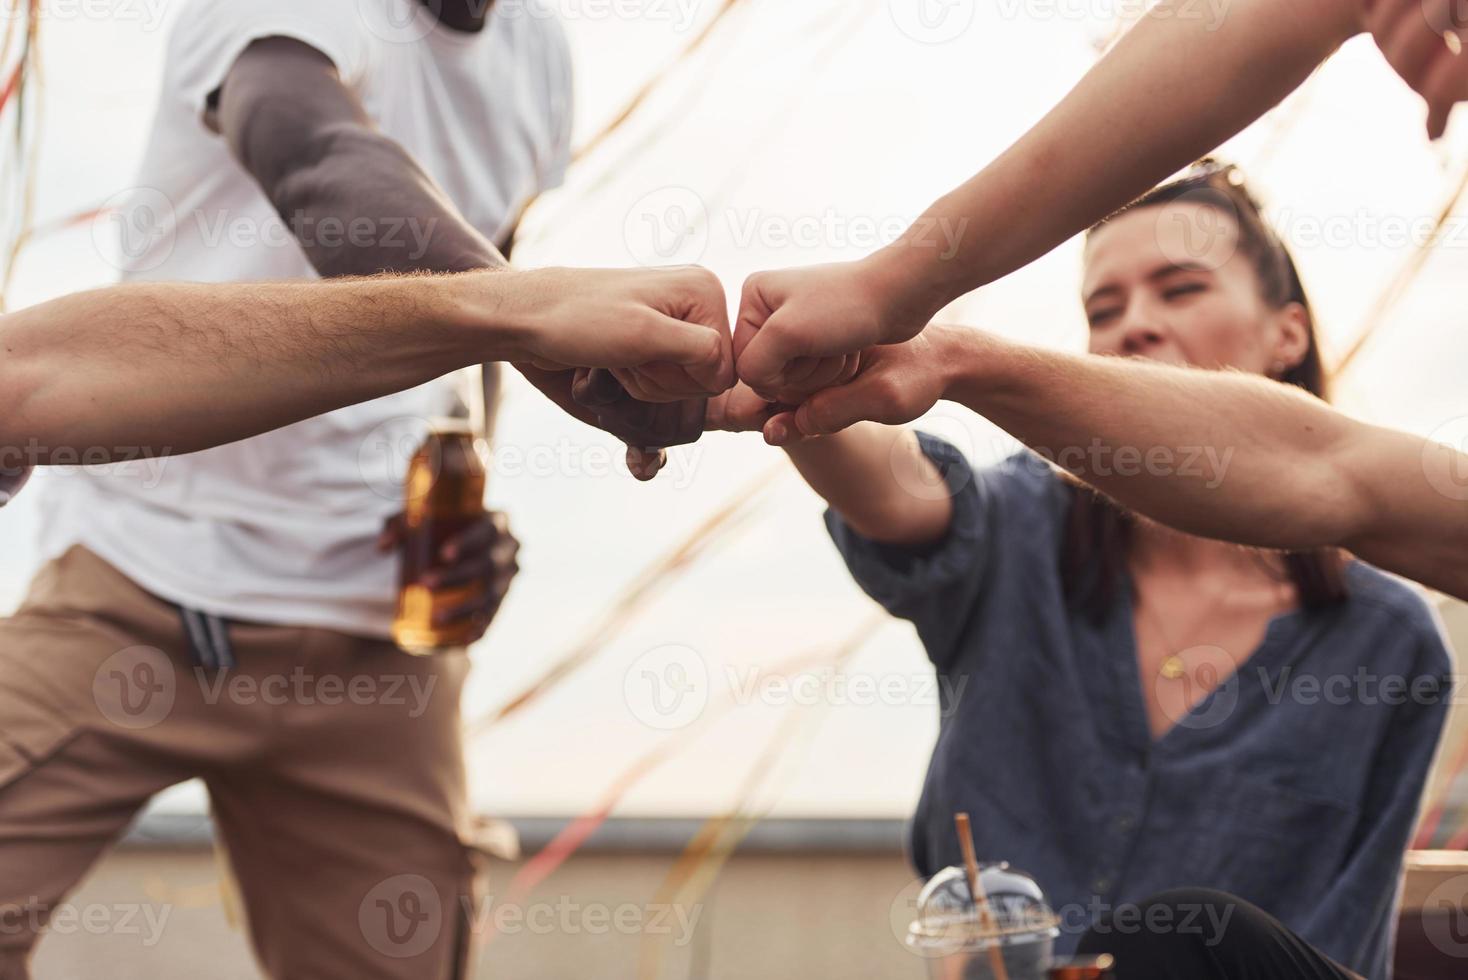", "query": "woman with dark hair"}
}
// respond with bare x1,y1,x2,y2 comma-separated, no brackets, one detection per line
714,165,1453,979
